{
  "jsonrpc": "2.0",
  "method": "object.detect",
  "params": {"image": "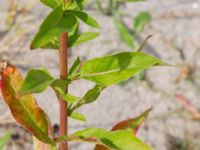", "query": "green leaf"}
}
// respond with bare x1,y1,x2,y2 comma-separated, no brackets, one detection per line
59,0,65,5
64,0,87,10
63,93,79,102
41,39,60,49
18,69,54,96
56,128,152,150
65,10,100,29
68,21,79,42
51,79,70,93
1,65,54,145
51,79,70,95
40,0,58,8
114,18,135,48
69,57,81,79
31,5,77,49
82,85,105,104
134,12,151,33
68,85,105,113
0,130,11,150
69,112,86,122
69,32,100,47
75,0,88,10
81,52,167,86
